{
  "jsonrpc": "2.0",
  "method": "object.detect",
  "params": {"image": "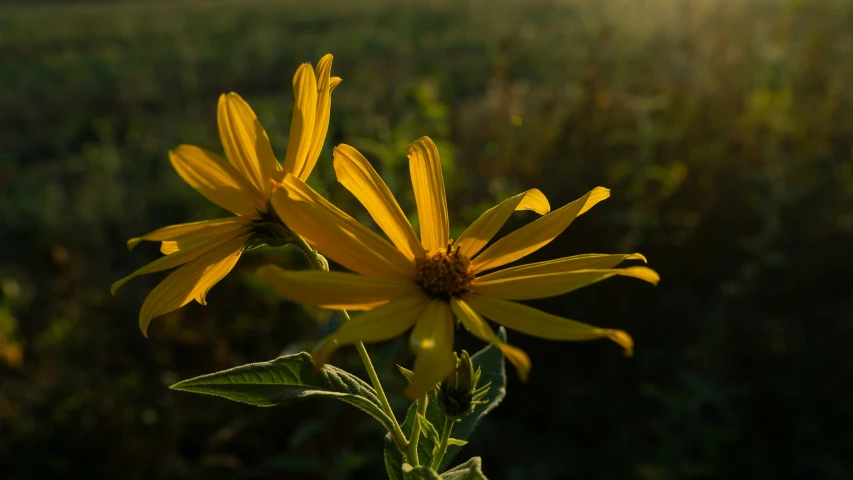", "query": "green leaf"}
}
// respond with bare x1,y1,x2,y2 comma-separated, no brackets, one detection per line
384,328,508,475
416,412,441,444
170,352,397,434
447,438,468,447
402,464,442,480
440,457,488,480
385,444,405,480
